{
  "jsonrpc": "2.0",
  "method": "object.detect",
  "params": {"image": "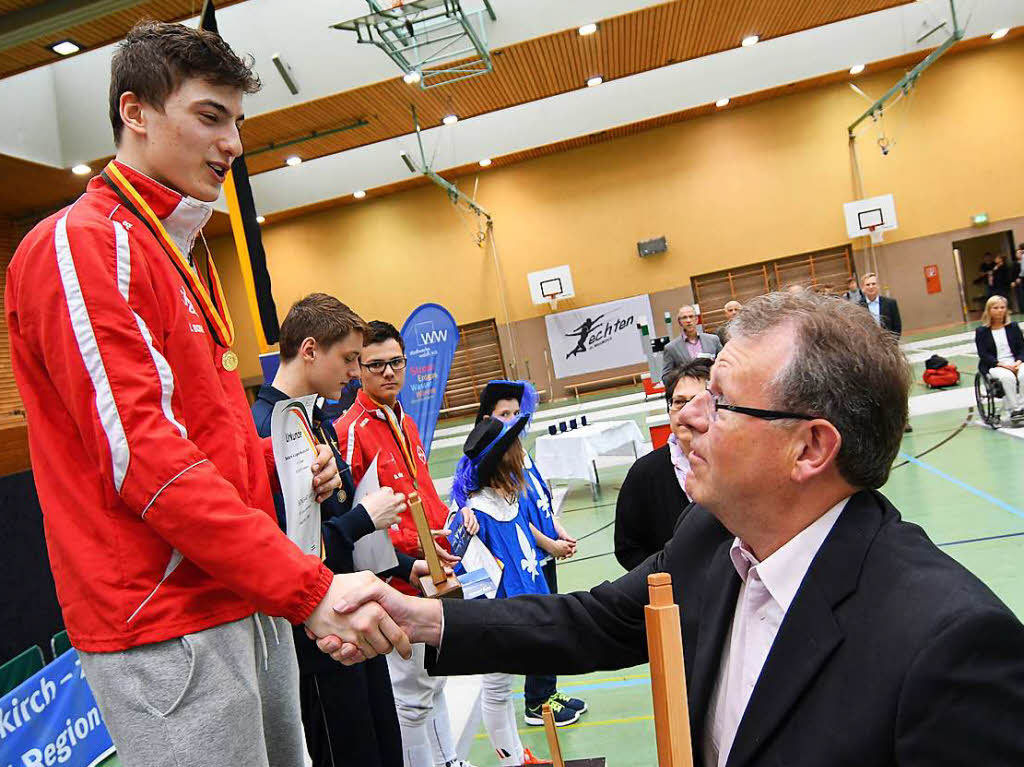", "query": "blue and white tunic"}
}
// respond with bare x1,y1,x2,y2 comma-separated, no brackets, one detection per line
521,452,558,561
468,487,550,599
